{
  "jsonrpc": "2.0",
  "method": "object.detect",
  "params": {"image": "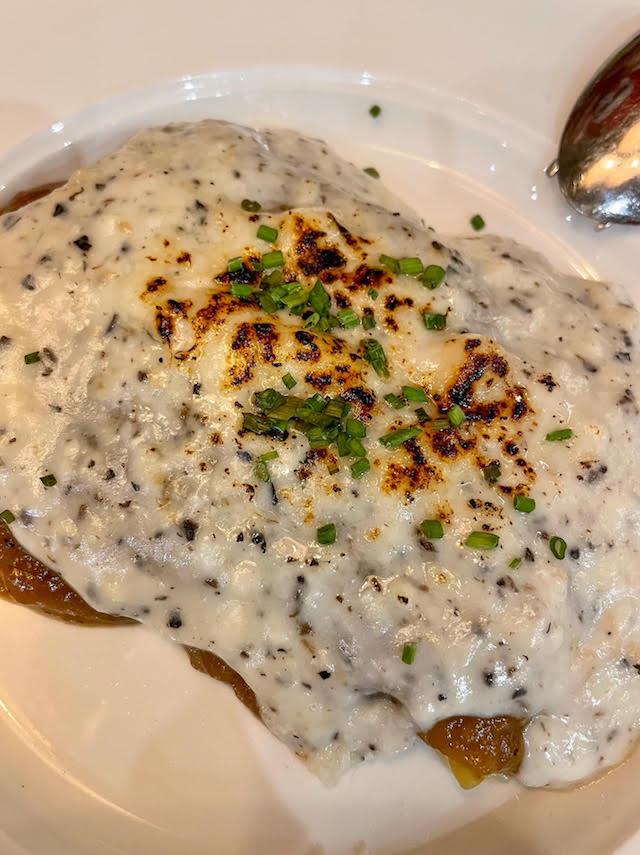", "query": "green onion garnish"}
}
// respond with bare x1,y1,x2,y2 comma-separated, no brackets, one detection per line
336,432,351,457
402,386,427,402
0,509,15,524
325,398,351,418
363,167,380,178
419,264,446,290
40,474,57,487
254,388,284,411
447,405,465,427
258,291,279,314
379,426,421,447
317,523,336,545
254,461,270,482
362,338,390,378
227,256,243,273
24,351,40,364
470,214,485,231
384,393,406,410
419,519,444,539
368,288,379,300
257,224,278,243
545,428,573,442
337,308,360,329
423,313,447,331
509,557,522,569
347,437,367,458
402,642,417,665
414,407,430,423
345,417,366,438
231,283,253,298
304,312,320,329
513,494,535,513
282,373,297,390
369,104,381,118
550,536,566,560
241,199,261,212
305,393,328,413
309,279,331,317
465,531,499,550
398,257,423,276
262,250,284,269
379,254,399,273
242,413,275,434
483,464,501,483
351,458,370,478
259,451,278,462
362,314,376,331
427,418,450,431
